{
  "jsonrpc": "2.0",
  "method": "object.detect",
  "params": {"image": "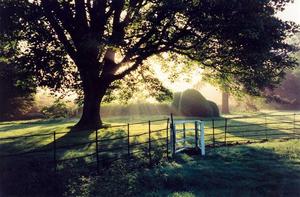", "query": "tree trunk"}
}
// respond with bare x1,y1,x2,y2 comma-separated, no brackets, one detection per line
73,63,109,130
74,90,104,130
73,50,115,130
222,91,230,114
